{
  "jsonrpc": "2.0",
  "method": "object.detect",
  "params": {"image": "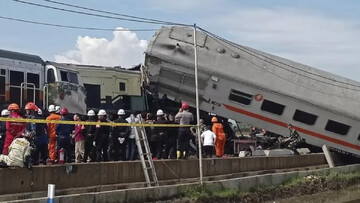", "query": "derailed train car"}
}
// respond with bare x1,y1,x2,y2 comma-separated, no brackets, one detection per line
144,26,360,156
